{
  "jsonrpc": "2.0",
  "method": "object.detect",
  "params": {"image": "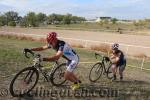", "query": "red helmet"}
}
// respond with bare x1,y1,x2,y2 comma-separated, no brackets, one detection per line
46,32,57,43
